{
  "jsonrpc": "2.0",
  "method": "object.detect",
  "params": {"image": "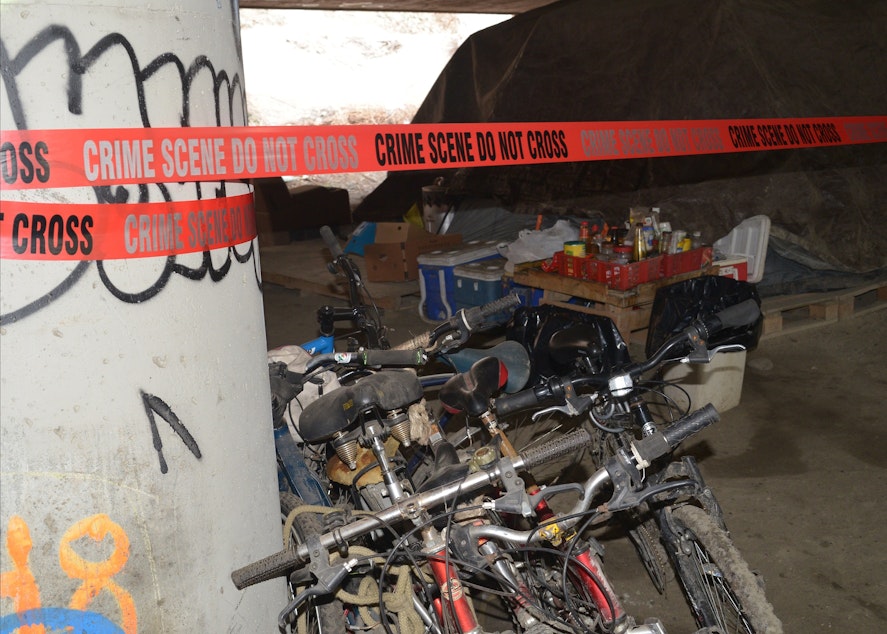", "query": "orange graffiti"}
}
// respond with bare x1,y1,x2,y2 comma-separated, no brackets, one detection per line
58,514,137,634
0,515,45,634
